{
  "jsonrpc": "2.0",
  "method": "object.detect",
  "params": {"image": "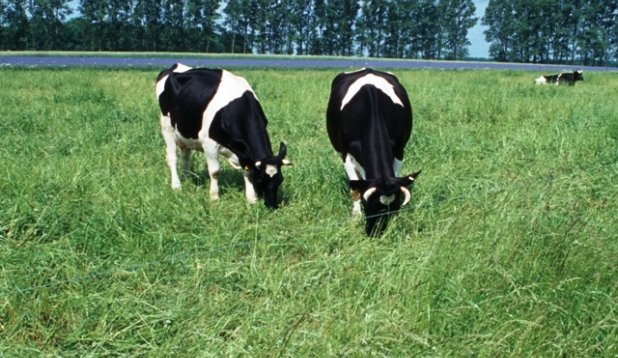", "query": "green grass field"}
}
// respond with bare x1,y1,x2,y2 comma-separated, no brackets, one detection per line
1,66,617,356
